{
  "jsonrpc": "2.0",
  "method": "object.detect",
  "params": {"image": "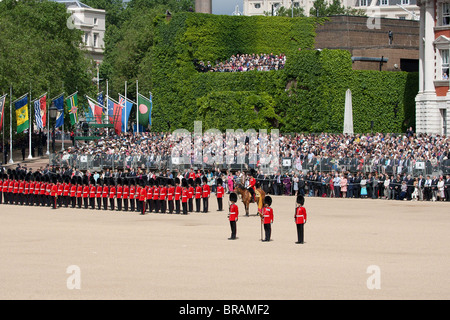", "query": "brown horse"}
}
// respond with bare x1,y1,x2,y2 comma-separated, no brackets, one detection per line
234,184,266,216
